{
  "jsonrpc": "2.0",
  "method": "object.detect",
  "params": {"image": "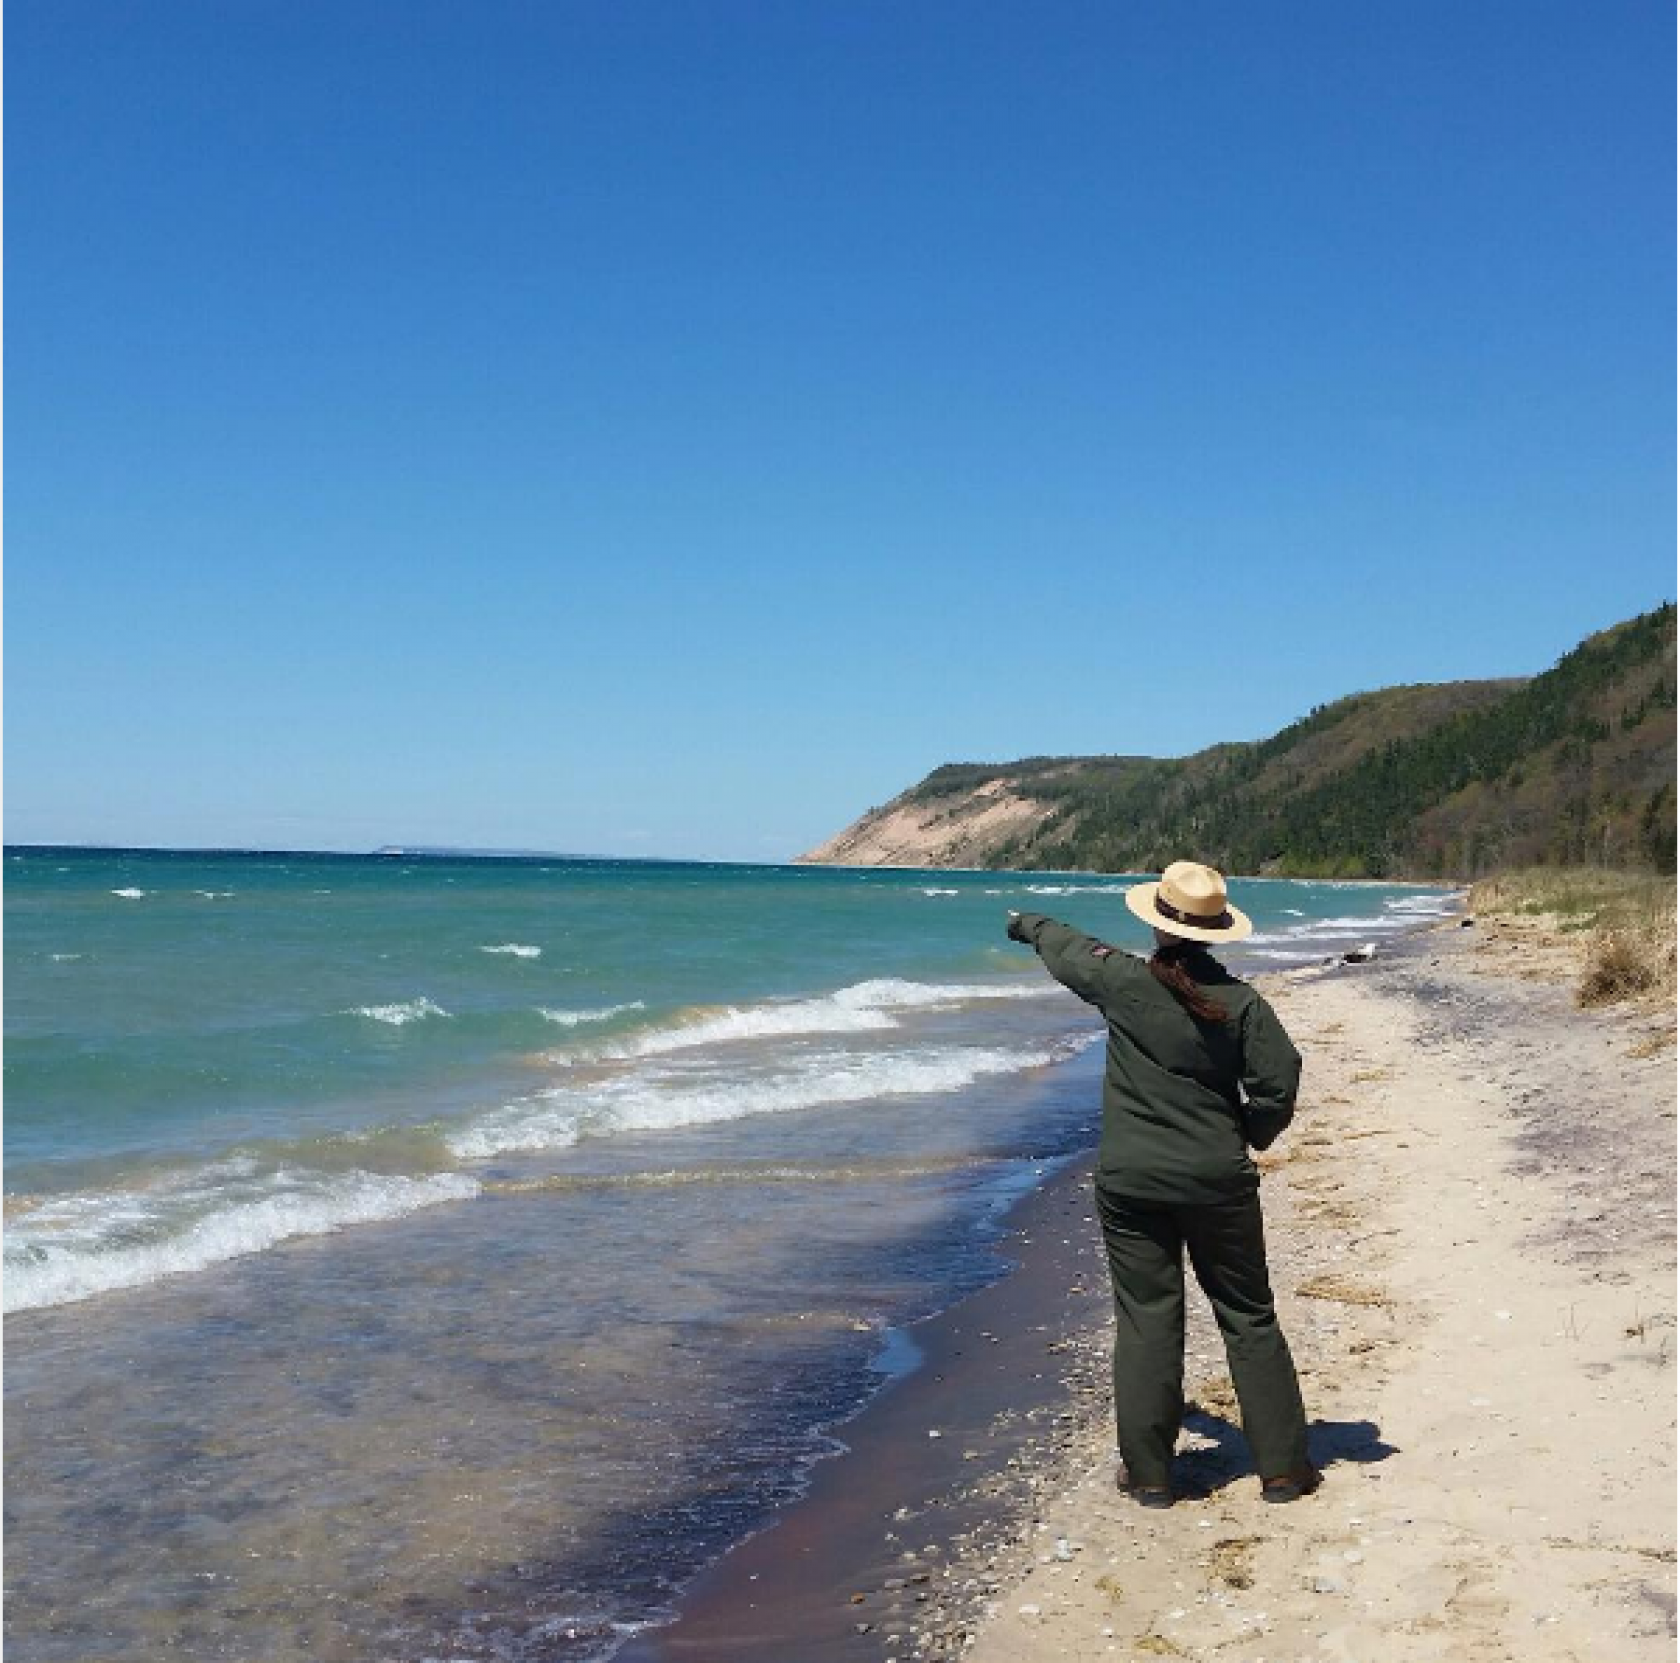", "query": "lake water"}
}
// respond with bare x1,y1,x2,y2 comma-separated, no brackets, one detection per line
4,849,1454,1658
